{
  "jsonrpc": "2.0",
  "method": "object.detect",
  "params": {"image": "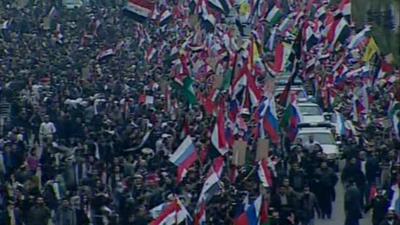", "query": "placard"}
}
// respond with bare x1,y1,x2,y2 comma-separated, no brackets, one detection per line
232,140,247,166
256,138,269,161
